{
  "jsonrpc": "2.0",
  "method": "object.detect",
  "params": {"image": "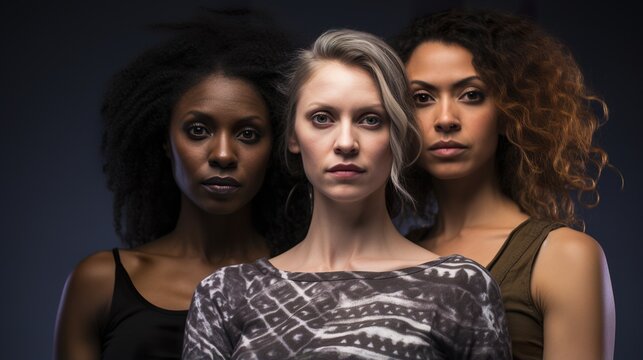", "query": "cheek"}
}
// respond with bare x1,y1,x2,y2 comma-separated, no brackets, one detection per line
169,138,203,177
472,110,499,150
298,140,324,179
377,134,393,161
369,132,394,176
298,137,337,191
167,140,206,199
293,123,330,175
242,142,272,182
415,108,434,143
